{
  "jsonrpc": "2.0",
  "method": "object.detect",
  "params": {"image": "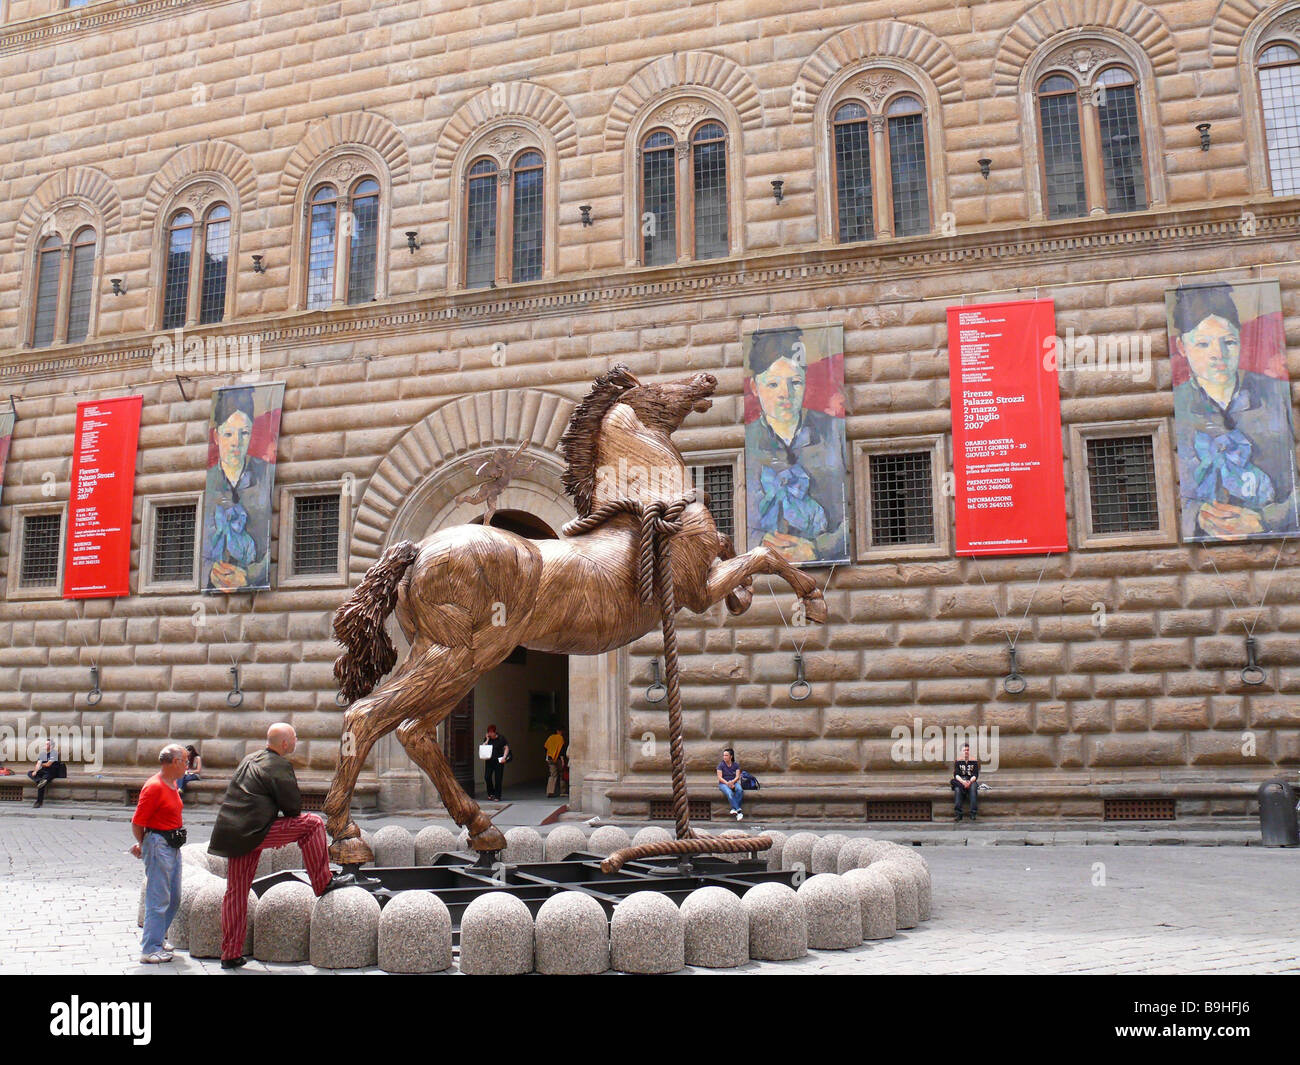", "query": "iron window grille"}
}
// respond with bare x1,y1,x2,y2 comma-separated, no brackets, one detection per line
869,450,935,546
692,464,735,541
1086,435,1160,534
151,503,198,584
20,513,62,588
292,494,341,577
